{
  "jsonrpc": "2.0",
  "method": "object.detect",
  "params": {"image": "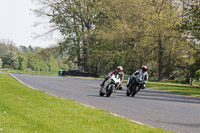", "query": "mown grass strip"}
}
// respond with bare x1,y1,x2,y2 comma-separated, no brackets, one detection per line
146,82,200,98
0,73,172,133
0,68,58,76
